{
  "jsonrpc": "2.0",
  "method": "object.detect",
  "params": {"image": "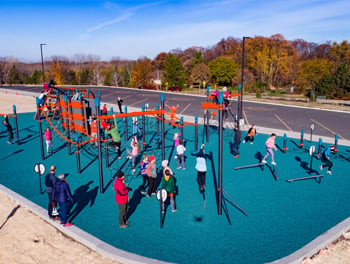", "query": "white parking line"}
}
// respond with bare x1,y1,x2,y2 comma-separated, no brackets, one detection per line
311,118,345,139
179,103,191,115
243,110,249,126
274,114,293,132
